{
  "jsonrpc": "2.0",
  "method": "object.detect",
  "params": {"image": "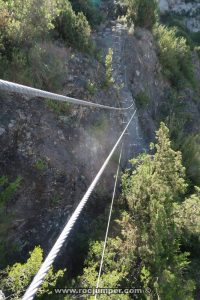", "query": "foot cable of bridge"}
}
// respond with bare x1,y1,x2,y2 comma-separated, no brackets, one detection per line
22,110,136,300
94,143,123,299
